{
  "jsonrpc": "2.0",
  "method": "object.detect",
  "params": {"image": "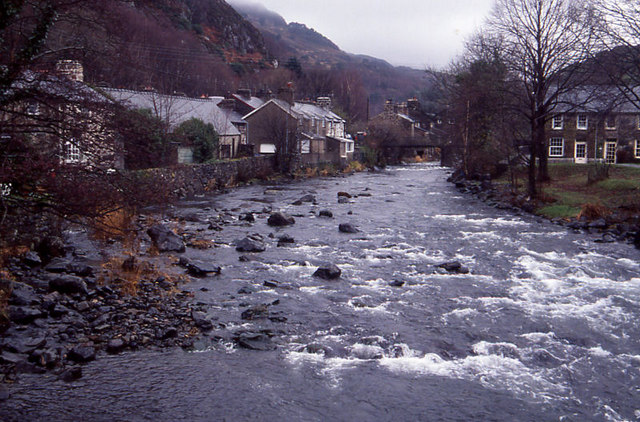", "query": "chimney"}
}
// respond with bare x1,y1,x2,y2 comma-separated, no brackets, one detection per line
277,82,295,105
397,102,408,116
237,88,251,100
384,99,394,114
218,98,235,110
55,60,84,82
317,96,332,110
407,97,419,111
